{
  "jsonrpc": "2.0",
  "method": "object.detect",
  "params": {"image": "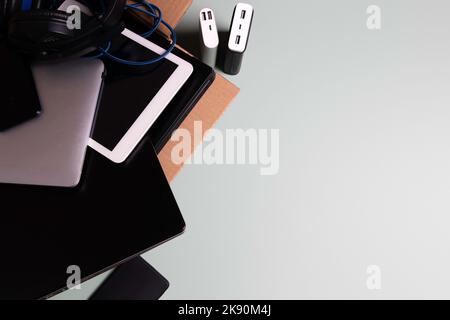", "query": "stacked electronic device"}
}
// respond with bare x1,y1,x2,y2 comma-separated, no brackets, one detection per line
0,0,215,299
